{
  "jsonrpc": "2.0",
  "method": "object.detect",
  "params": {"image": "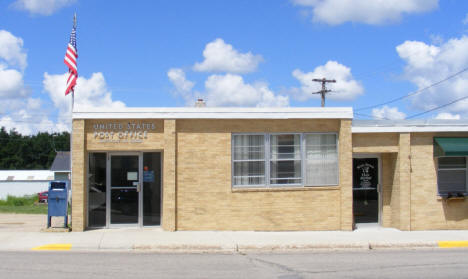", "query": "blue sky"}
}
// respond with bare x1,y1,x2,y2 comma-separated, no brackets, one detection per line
1,0,468,134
